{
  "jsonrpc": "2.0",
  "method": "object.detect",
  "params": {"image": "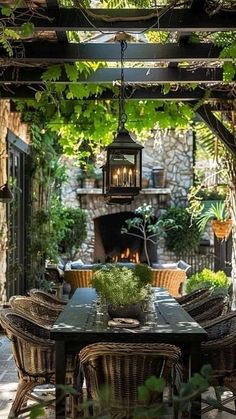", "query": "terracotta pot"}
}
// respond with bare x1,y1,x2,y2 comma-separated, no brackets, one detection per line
83,178,95,188
108,303,142,319
152,168,165,188
142,178,149,188
211,219,232,240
